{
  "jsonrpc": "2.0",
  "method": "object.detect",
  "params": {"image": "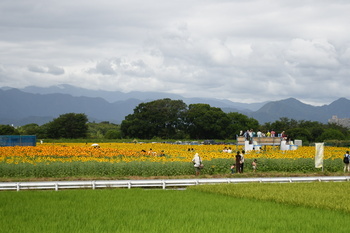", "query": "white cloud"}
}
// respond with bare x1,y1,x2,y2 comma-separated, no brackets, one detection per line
89,58,154,77
1,0,350,105
285,38,339,69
